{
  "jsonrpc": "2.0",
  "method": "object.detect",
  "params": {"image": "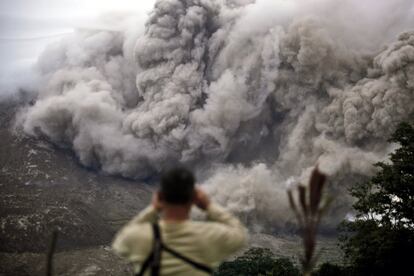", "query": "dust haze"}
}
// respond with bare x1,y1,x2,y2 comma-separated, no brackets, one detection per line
13,0,414,228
